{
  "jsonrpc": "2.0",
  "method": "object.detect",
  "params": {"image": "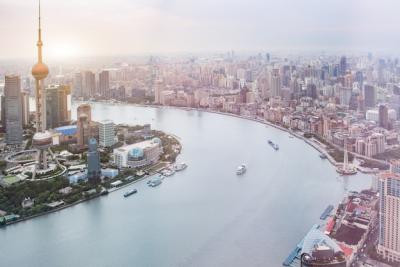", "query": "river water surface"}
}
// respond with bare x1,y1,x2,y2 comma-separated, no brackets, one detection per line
0,102,372,267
